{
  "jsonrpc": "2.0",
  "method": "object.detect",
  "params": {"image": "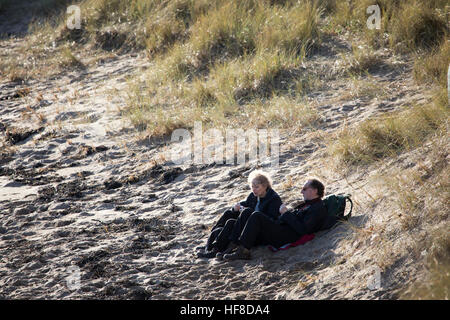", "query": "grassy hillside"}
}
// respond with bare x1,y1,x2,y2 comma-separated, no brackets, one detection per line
2,0,447,131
